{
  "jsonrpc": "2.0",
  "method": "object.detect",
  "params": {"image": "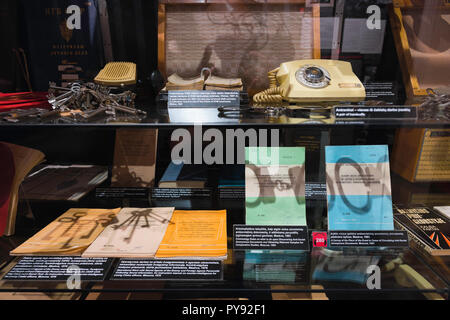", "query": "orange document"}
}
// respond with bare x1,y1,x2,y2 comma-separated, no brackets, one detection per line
10,208,121,256
155,210,227,260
